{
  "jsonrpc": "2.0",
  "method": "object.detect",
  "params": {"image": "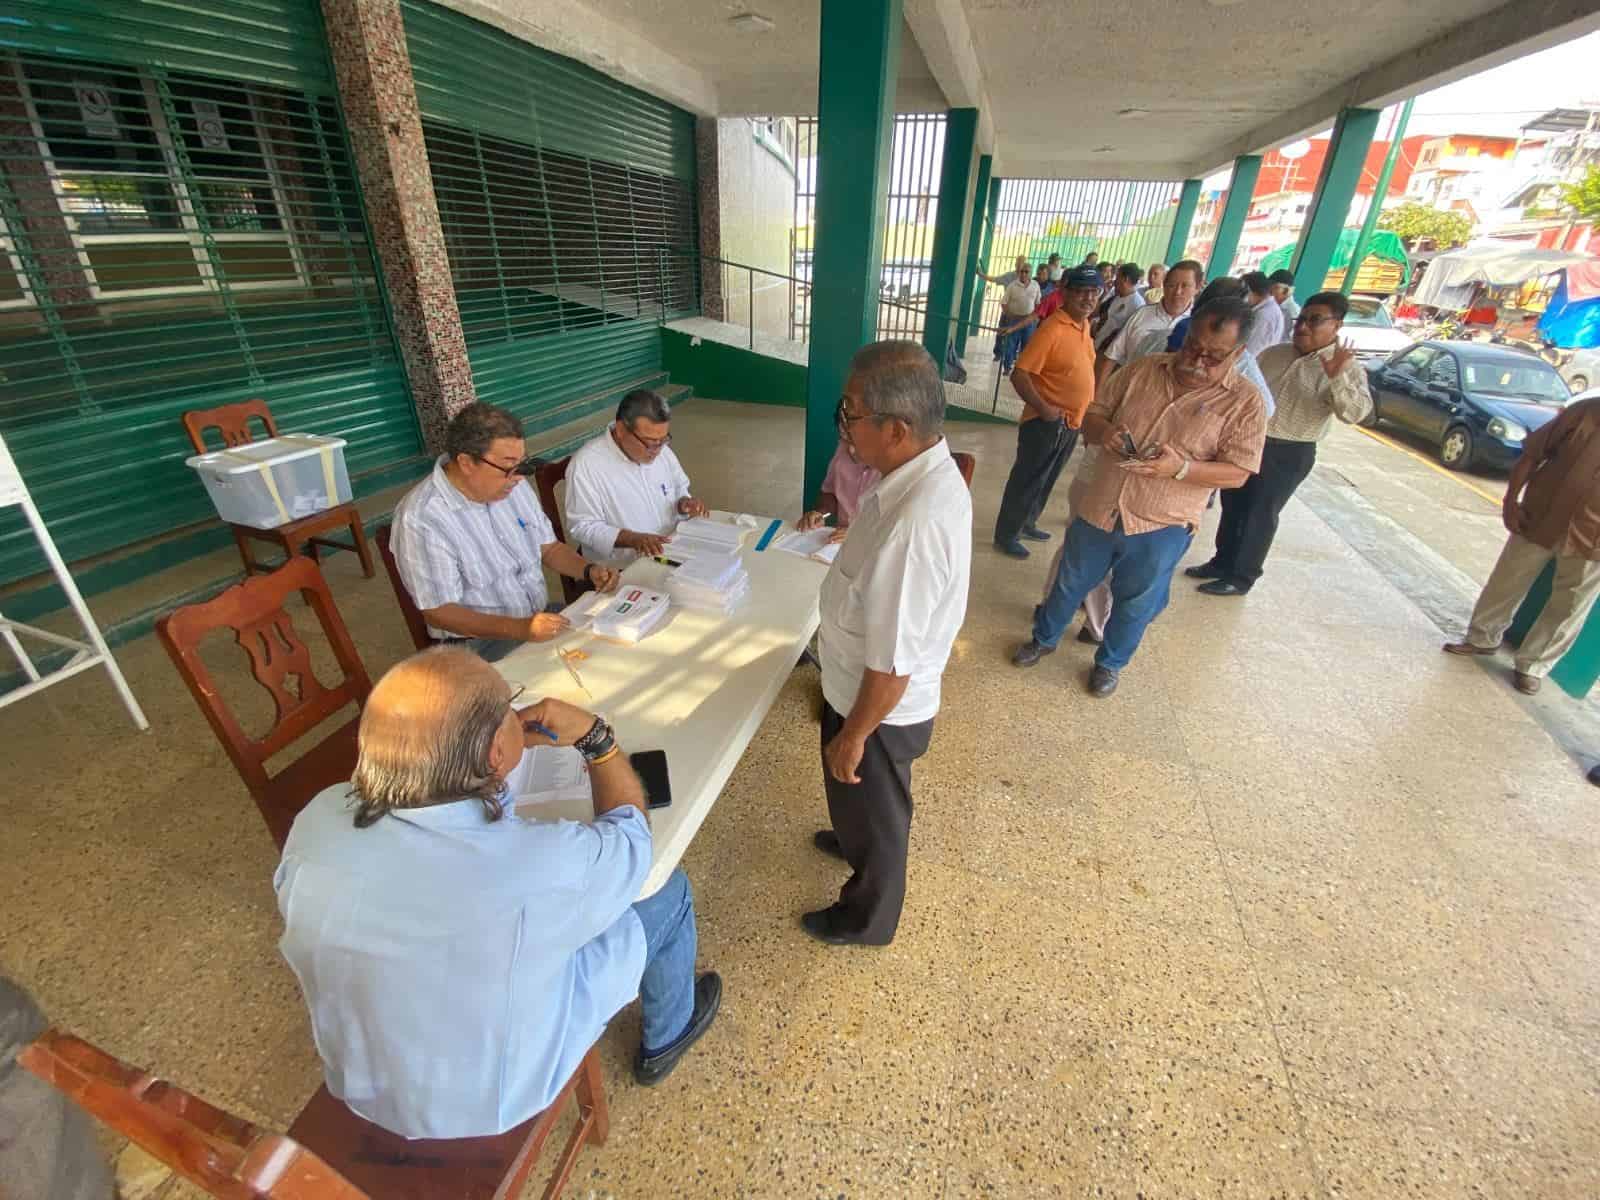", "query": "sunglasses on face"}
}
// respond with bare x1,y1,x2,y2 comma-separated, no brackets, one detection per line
1294,314,1337,328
